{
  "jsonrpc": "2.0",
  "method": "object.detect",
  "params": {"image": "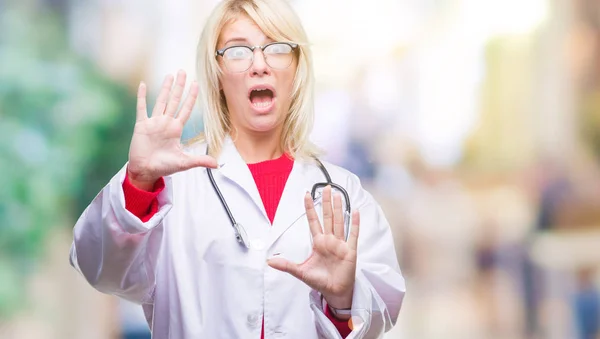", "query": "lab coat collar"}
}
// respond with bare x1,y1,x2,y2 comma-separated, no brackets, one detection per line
217,136,269,222
216,135,322,249
267,159,318,249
